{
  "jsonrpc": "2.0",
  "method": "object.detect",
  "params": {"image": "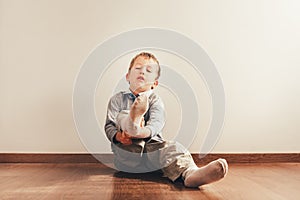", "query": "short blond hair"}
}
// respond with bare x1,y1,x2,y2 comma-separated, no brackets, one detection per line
129,52,161,80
